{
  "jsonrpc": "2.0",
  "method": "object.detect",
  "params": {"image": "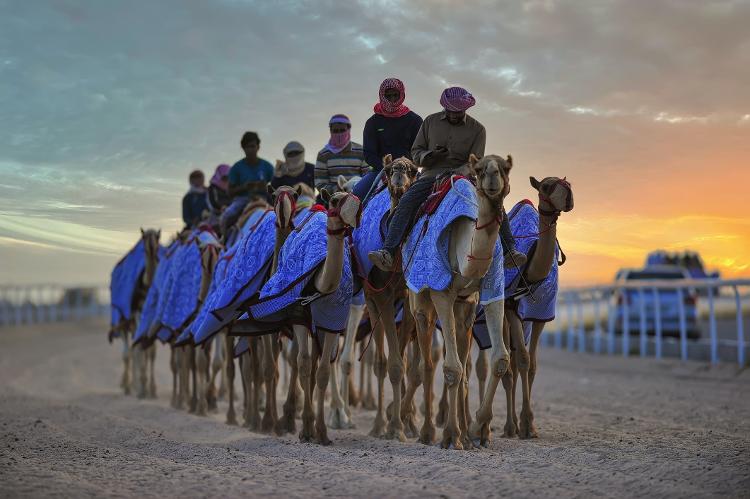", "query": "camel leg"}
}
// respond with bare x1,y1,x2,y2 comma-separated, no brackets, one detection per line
431,291,463,450
411,291,437,445
134,343,148,399
225,335,238,425
508,316,536,439
314,332,337,446
528,322,545,395
120,332,131,395
216,333,227,400
453,298,476,449
475,347,488,407
260,334,280,433
294,325,315,442
206,336,222,410
468,300,509,446
241,351,252,427
195,345,209,416
170,345,179,407
276,336,299,435
177,346,190,410
246,338,262,430
368,317,387,438
380,300,406,442
401,333,422,438
361,341,376,410
189,346,199,413
340,303,364,420
328,338,353,429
